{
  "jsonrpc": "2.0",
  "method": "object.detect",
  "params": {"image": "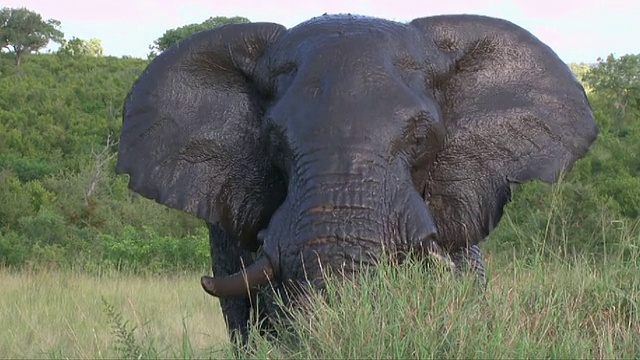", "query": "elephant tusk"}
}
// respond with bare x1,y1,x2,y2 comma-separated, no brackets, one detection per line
200,255,275,298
